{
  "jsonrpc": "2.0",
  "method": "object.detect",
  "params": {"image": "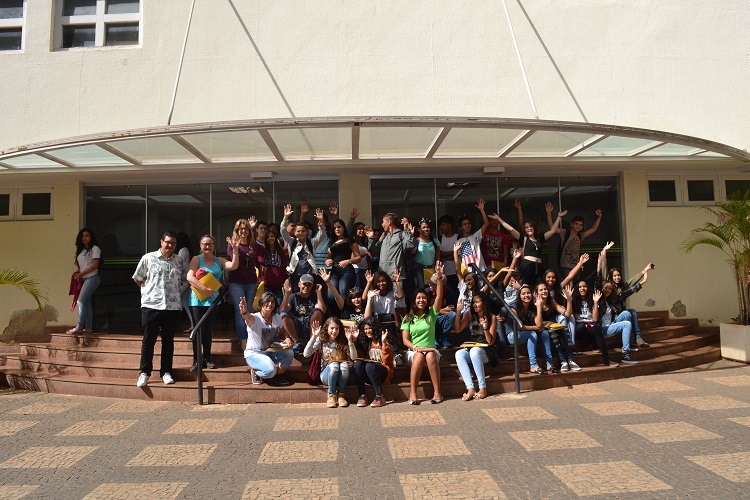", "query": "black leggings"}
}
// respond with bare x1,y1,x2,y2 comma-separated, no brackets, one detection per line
354,360,389,396
519,260,542,286
191,305,217,363
575,322,611,364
